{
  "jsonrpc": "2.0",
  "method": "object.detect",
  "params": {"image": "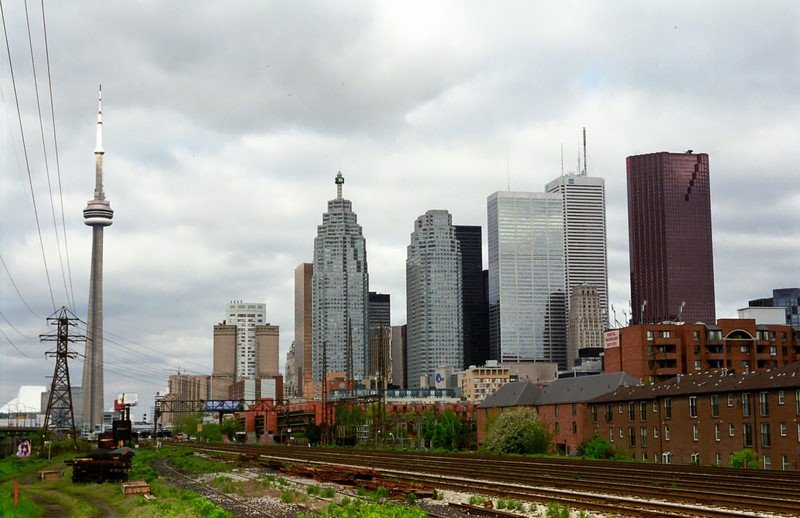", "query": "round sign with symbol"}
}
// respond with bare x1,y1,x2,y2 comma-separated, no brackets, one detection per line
17,440,31,458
